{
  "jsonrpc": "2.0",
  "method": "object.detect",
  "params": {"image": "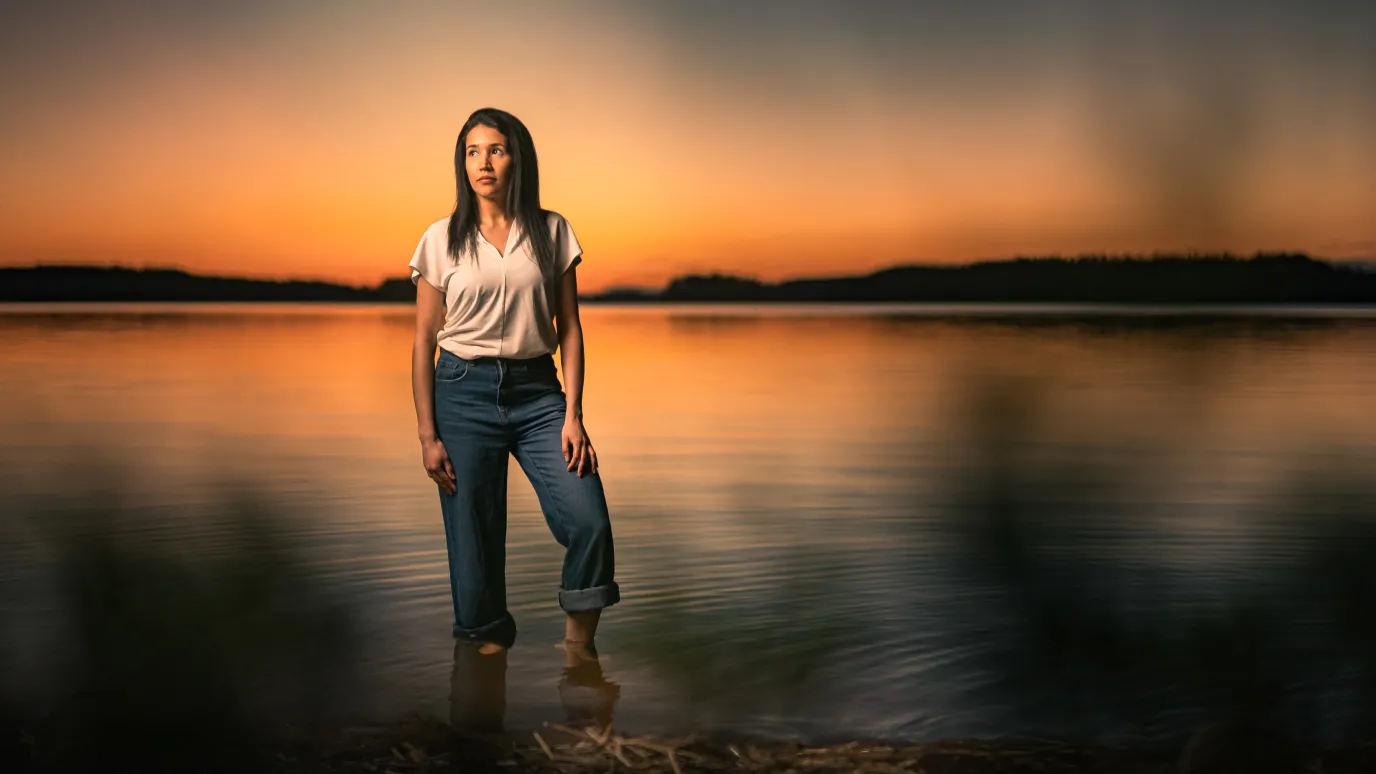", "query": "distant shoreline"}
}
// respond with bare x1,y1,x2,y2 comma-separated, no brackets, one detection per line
3,253,1375,304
